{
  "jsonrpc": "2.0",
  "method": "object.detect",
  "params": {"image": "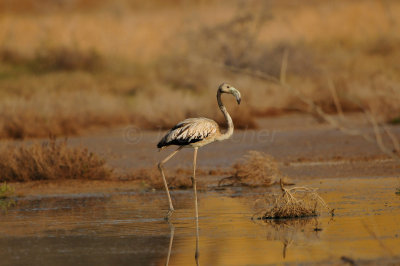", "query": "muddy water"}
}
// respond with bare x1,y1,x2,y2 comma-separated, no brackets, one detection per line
1,177,400,265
